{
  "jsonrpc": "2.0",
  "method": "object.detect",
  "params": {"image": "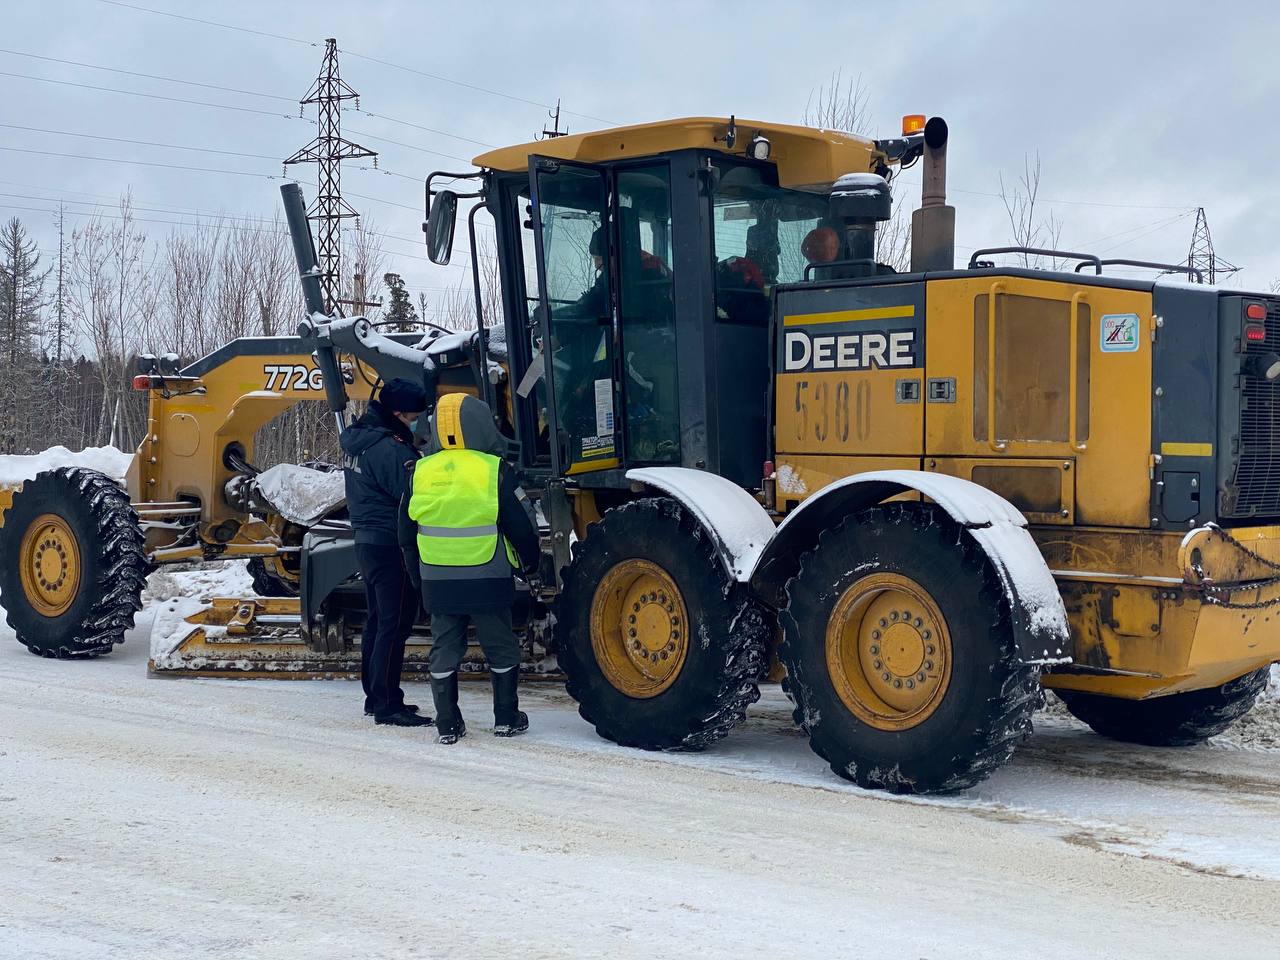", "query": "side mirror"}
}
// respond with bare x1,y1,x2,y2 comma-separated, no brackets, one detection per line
424,190,458,265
